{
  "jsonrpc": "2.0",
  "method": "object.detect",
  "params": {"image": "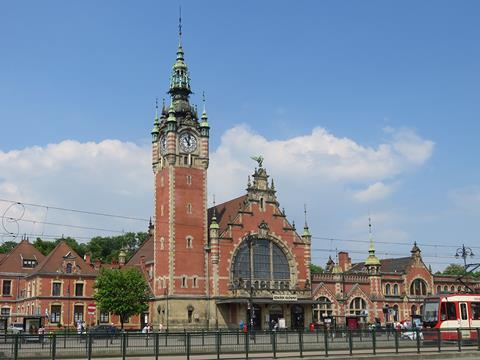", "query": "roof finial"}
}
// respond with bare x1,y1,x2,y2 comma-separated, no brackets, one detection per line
154,98,159,121
304,204,308,227
202,91,206,113
212,194,217,218
178,6,182,45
